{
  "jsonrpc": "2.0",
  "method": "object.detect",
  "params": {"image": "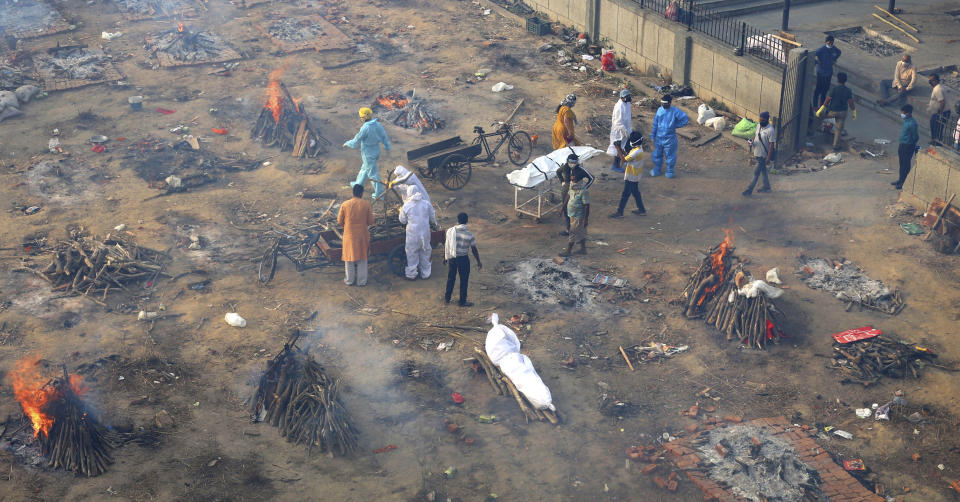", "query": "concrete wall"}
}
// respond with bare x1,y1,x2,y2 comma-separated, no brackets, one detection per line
525,0,785,121
900,147,960,210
